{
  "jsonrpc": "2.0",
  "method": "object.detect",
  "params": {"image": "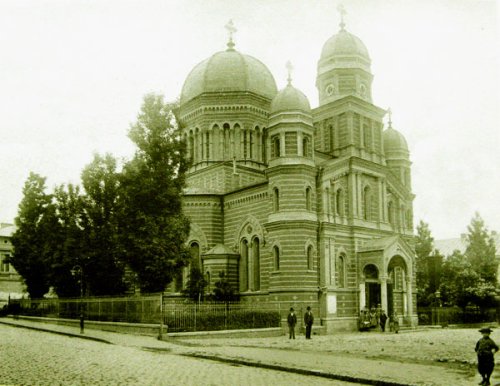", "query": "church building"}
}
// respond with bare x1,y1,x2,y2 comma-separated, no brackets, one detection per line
174,14,417,331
